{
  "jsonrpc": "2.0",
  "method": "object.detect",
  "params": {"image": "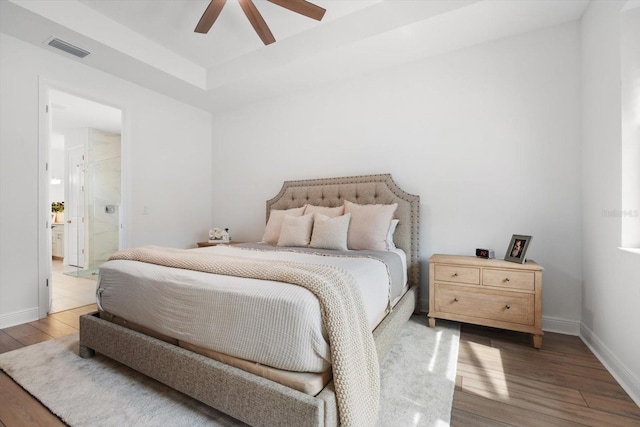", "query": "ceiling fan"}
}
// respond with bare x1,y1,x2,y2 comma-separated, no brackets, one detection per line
195,0,326,45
